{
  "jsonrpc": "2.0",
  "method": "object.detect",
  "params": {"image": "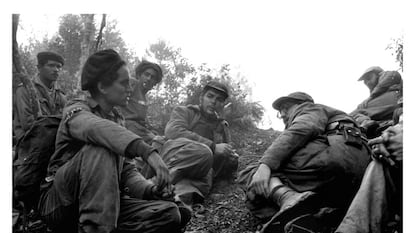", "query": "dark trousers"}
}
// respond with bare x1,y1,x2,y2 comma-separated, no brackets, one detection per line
38,145,181,233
